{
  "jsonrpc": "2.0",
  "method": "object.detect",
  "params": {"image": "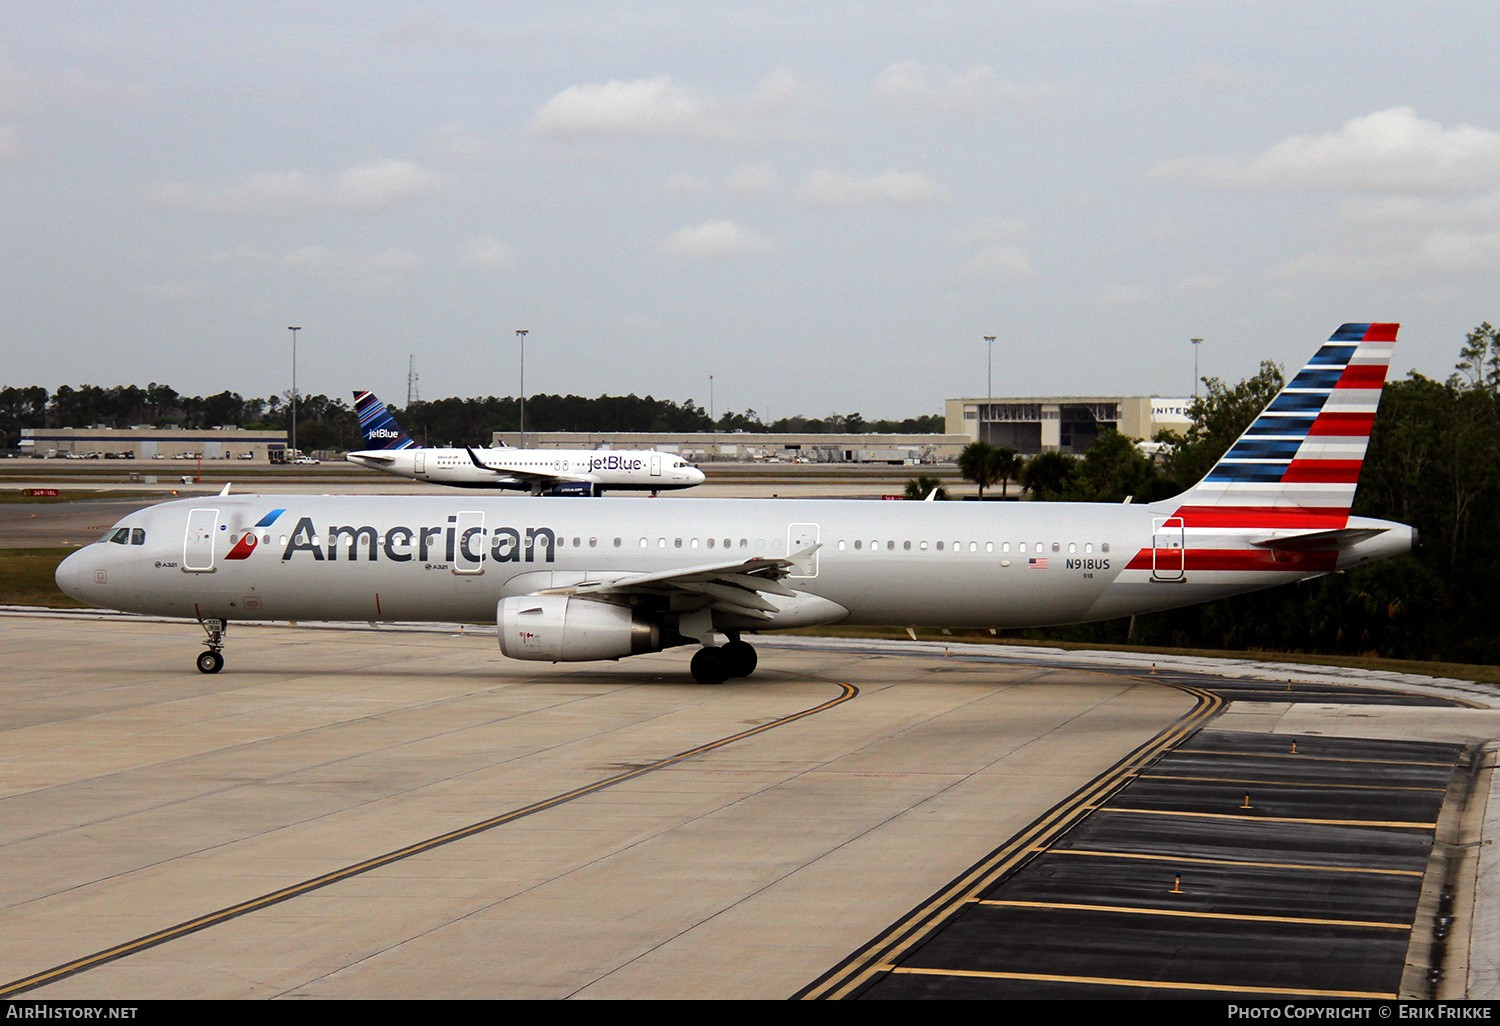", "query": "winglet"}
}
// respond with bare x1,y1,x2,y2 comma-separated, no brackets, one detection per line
218,482,231,496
